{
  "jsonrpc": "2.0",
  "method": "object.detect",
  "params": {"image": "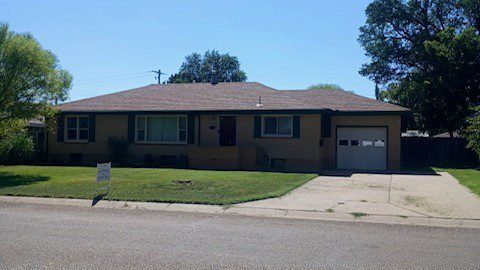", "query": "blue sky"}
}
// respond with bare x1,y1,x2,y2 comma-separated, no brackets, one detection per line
1,0,375,101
